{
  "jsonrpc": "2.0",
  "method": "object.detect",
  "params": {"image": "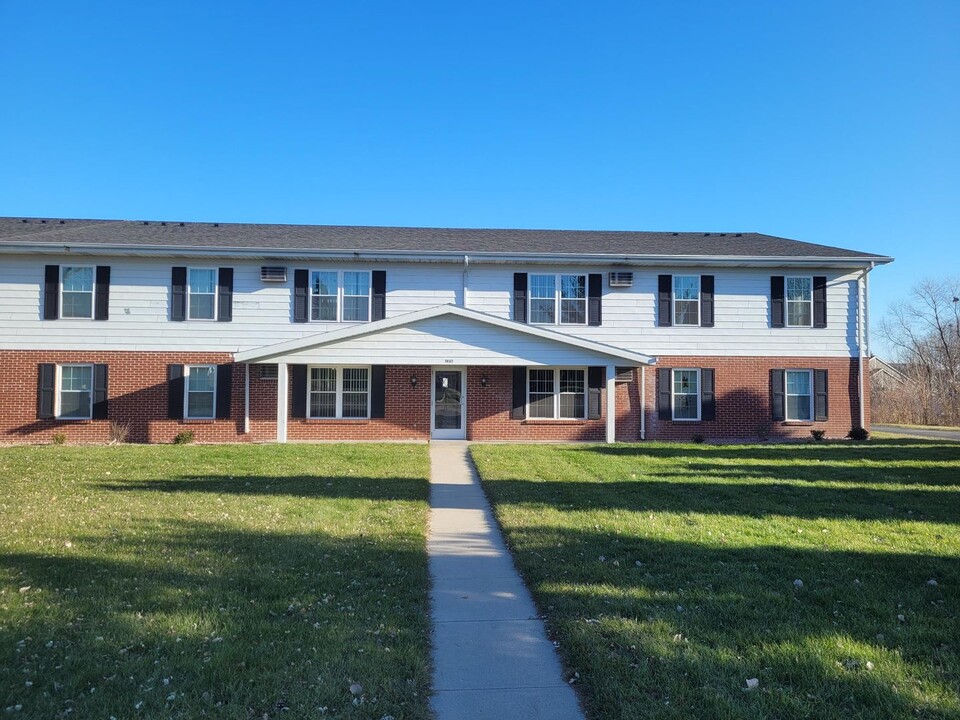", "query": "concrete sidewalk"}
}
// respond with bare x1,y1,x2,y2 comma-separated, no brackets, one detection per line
428,441,584,720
